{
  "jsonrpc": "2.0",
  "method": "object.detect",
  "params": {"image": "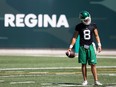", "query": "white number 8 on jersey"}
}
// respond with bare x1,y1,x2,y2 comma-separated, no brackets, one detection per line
84,30,90,40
